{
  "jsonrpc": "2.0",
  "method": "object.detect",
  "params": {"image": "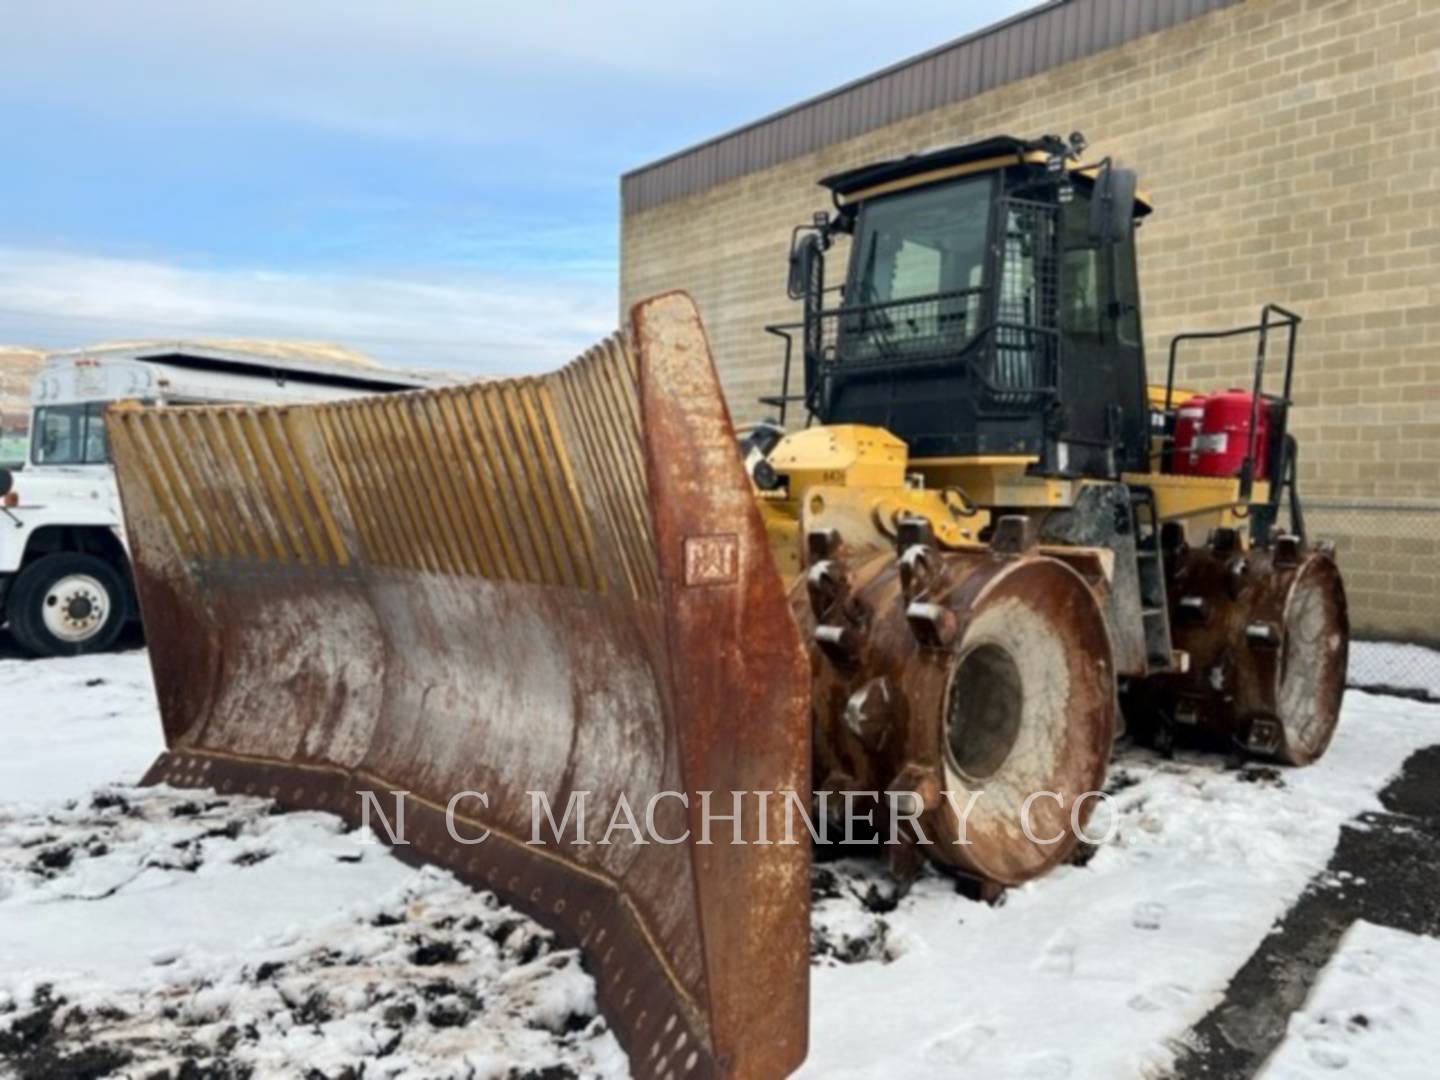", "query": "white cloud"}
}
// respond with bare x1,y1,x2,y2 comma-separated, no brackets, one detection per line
0,247,615,375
